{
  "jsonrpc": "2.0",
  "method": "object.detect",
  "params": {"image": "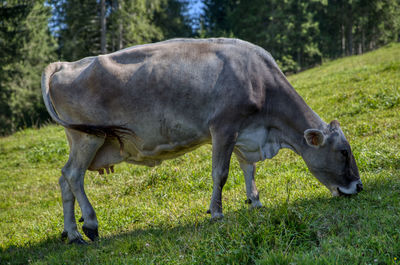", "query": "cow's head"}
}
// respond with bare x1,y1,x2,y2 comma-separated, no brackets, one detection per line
303,120,362,196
